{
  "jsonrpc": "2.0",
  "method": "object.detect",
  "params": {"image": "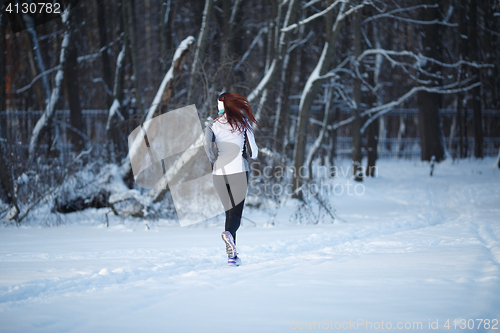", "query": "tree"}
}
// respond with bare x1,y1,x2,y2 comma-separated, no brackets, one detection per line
187,0,213,104
417,1,445,162
351,7,363,181
64,3,84,153
292,1,366,196
0,7,18,218
468,0,483,158
27,4,73,164
96,0,113,106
